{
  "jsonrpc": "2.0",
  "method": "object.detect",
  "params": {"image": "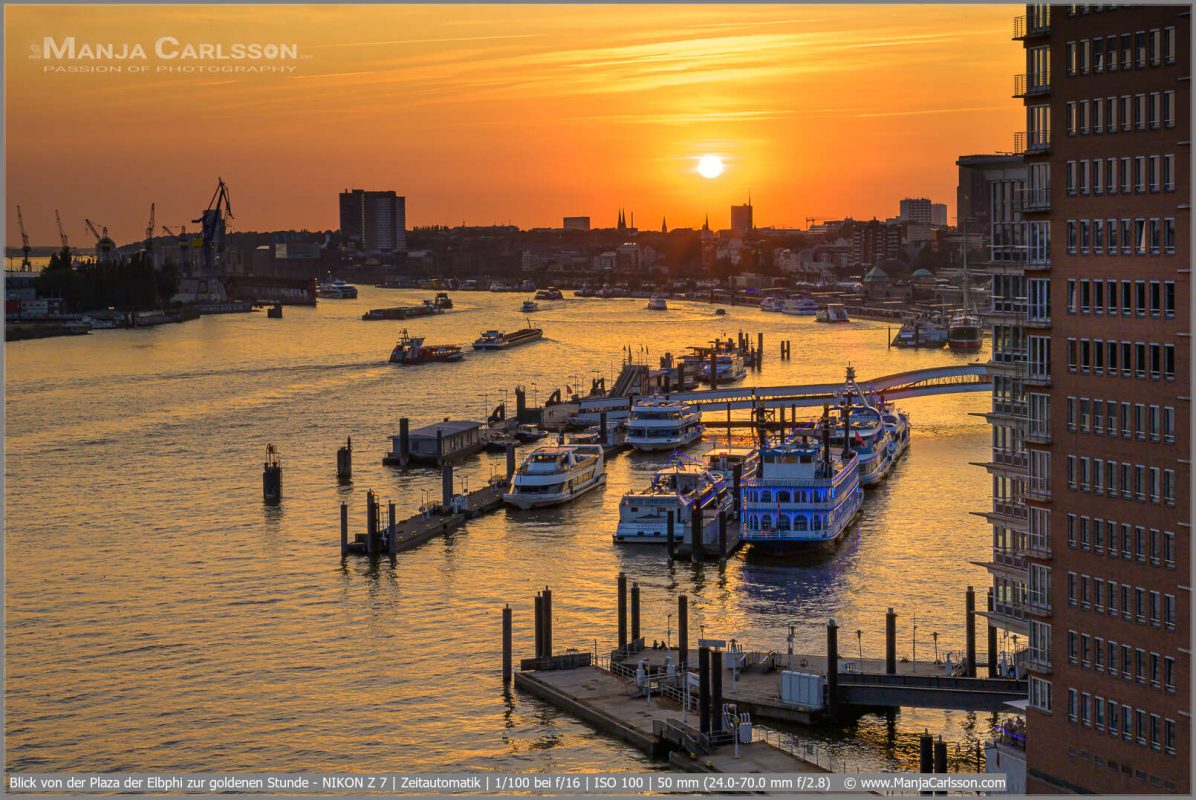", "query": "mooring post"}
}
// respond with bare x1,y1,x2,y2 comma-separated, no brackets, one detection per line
698,646,712,734
756,332,764,368
617,572,628,654
666,511,676,560
934,736,947,776
365,490,378,555
690,502,702,563
885,608,897,674
711,648,724,732
388,501,398,555
339,502,349,556
827,618,839,717
987,588,999,677
533,592,544,661
678,595,689,670
502,605,513,683
441,464,453,510
717,510,727,561
262,445,282,505
709,350,719,391
965,585,977,678
336,436,352,483
599,409,608,448
919,732,934,774
630,581,640,644
398,418,410,466
542,586,553,659
732,463,742,516
505,443,517,482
